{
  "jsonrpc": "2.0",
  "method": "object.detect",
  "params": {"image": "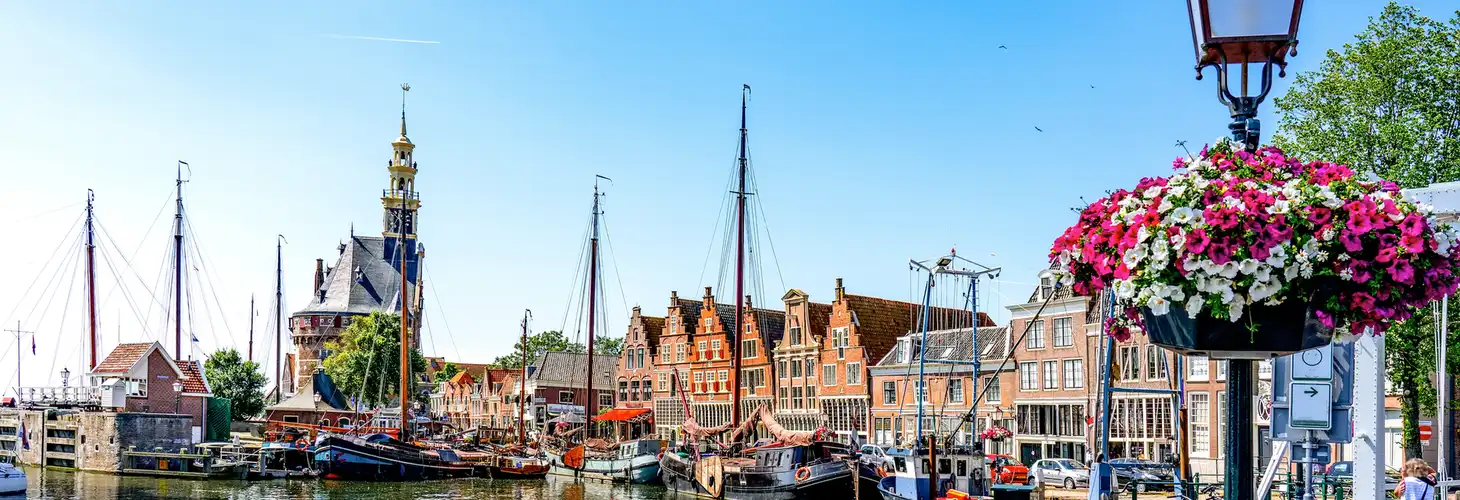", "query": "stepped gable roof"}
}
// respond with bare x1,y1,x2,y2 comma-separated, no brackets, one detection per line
449,371,475,386
528,352,617,389
875,325,1009,366
177,360,212,394
294,235,415,316
672,298,703,333
639,315,665,348
749,307,786,344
